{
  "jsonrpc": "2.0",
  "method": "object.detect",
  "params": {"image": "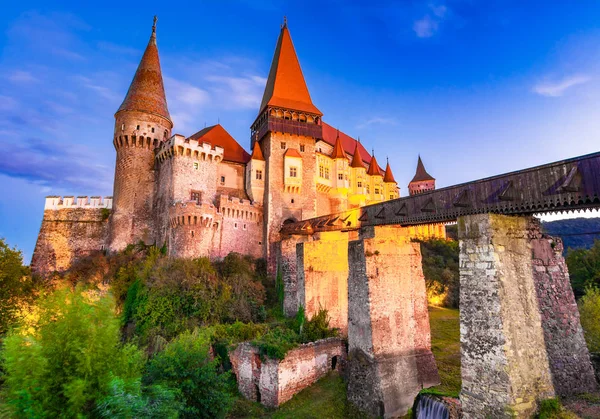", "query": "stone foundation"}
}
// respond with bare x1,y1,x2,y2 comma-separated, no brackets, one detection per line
347,225,439,418
458,214,555,418
230,337,345,408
